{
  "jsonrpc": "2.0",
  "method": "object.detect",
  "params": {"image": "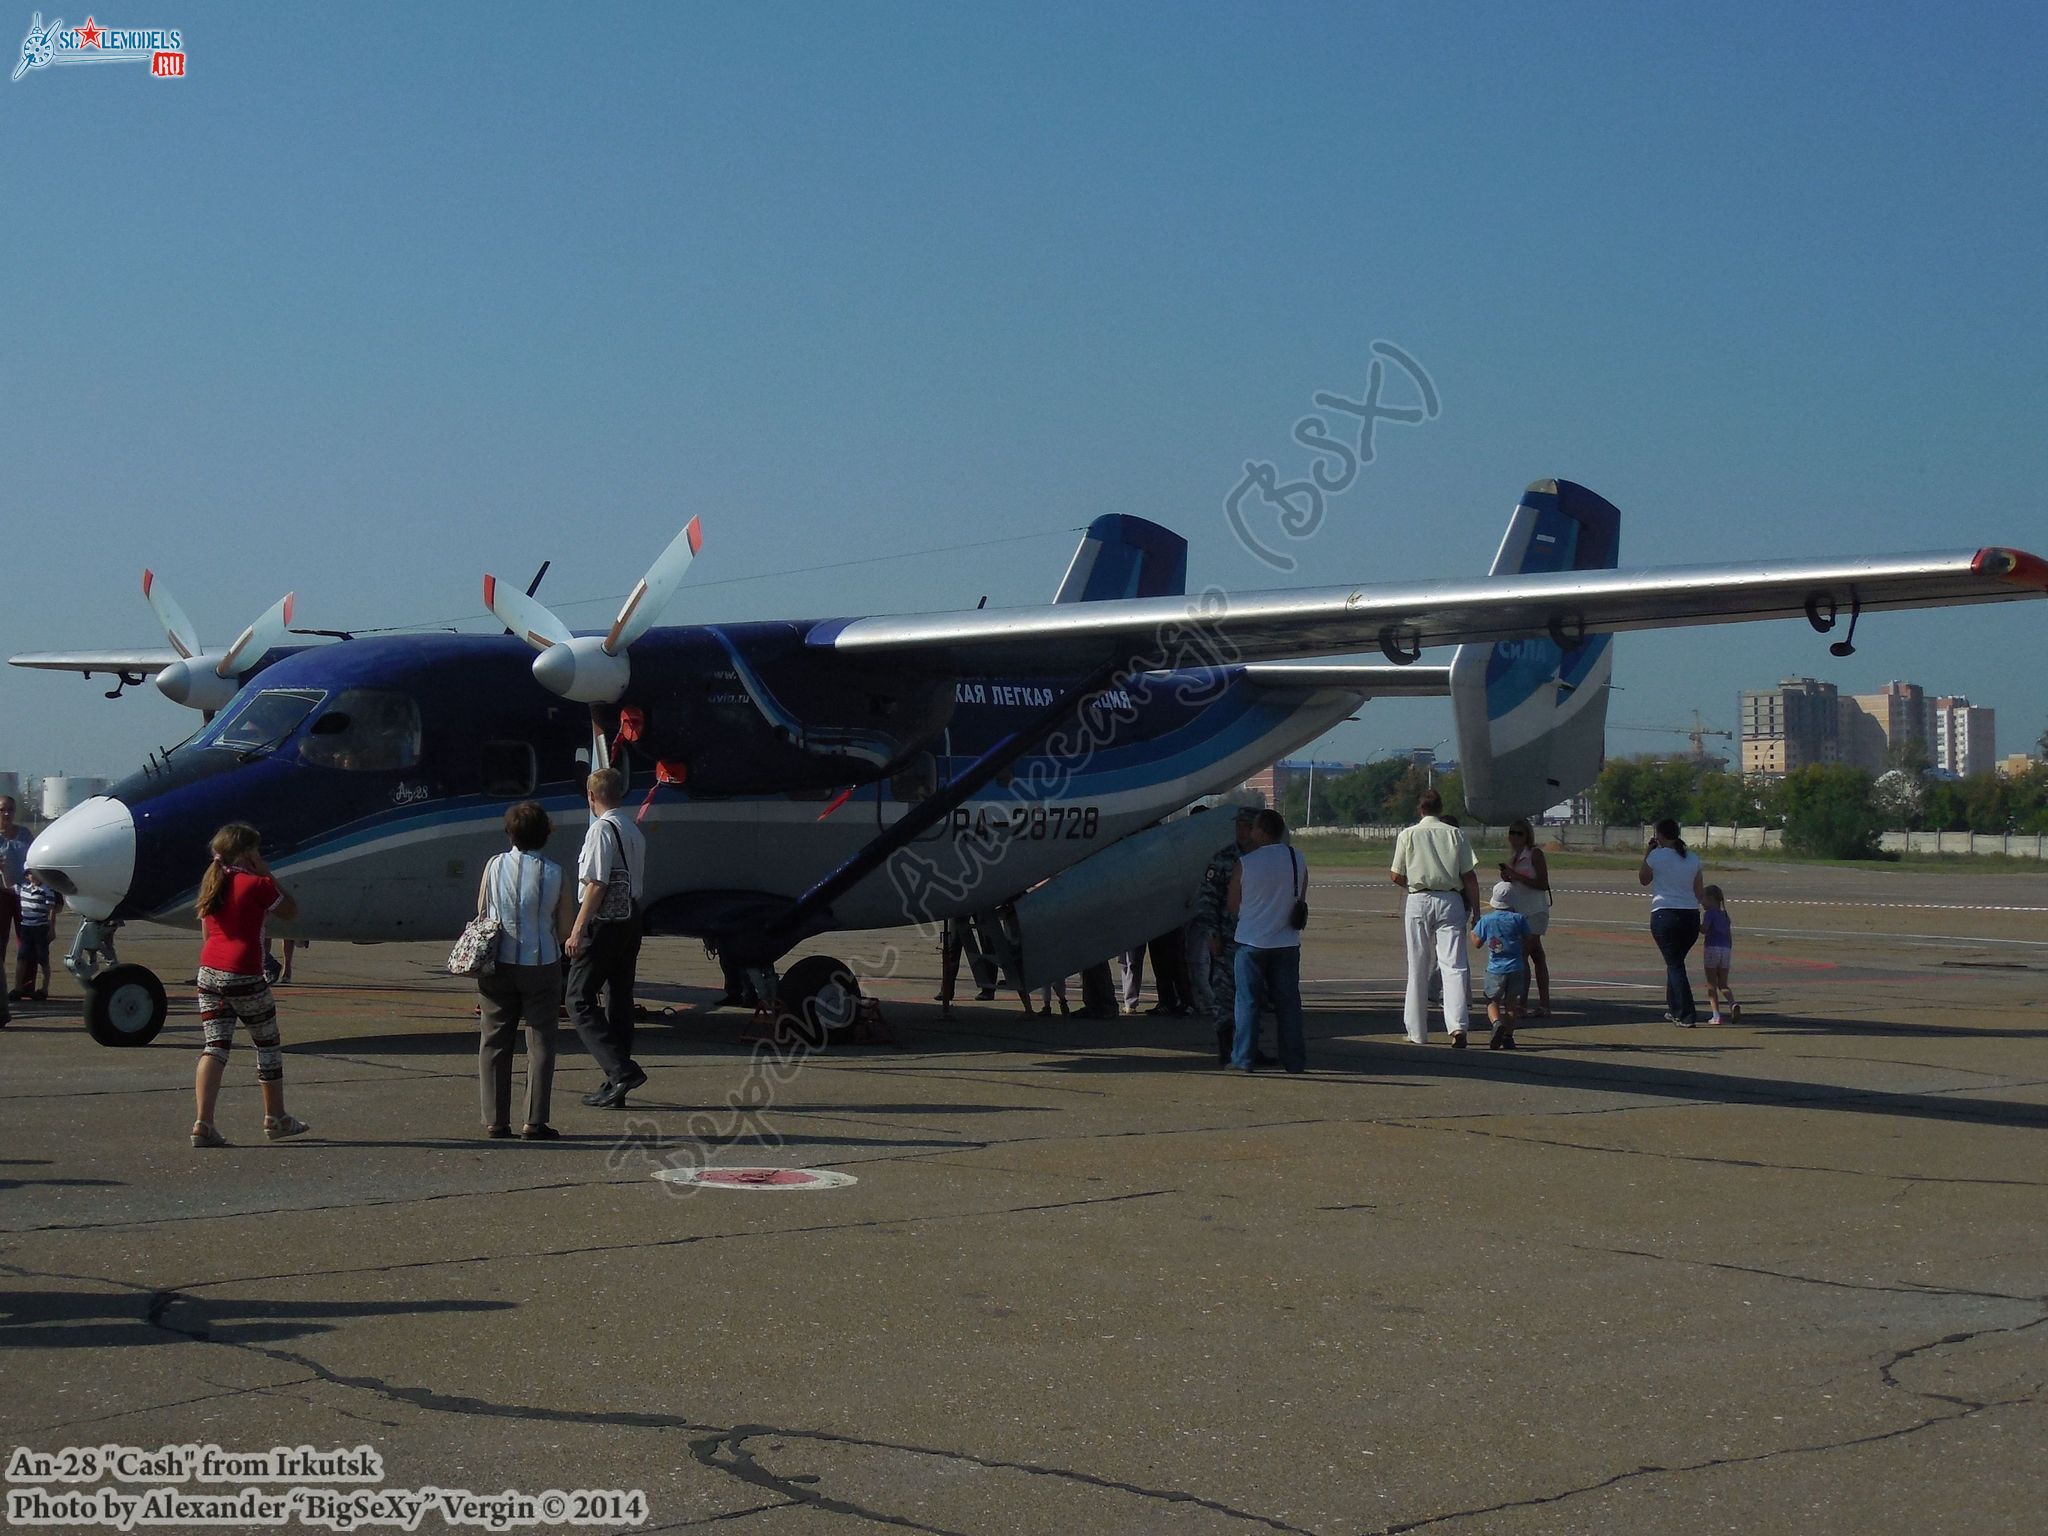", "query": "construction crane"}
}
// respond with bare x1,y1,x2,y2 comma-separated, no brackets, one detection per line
1610,710,1735,760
